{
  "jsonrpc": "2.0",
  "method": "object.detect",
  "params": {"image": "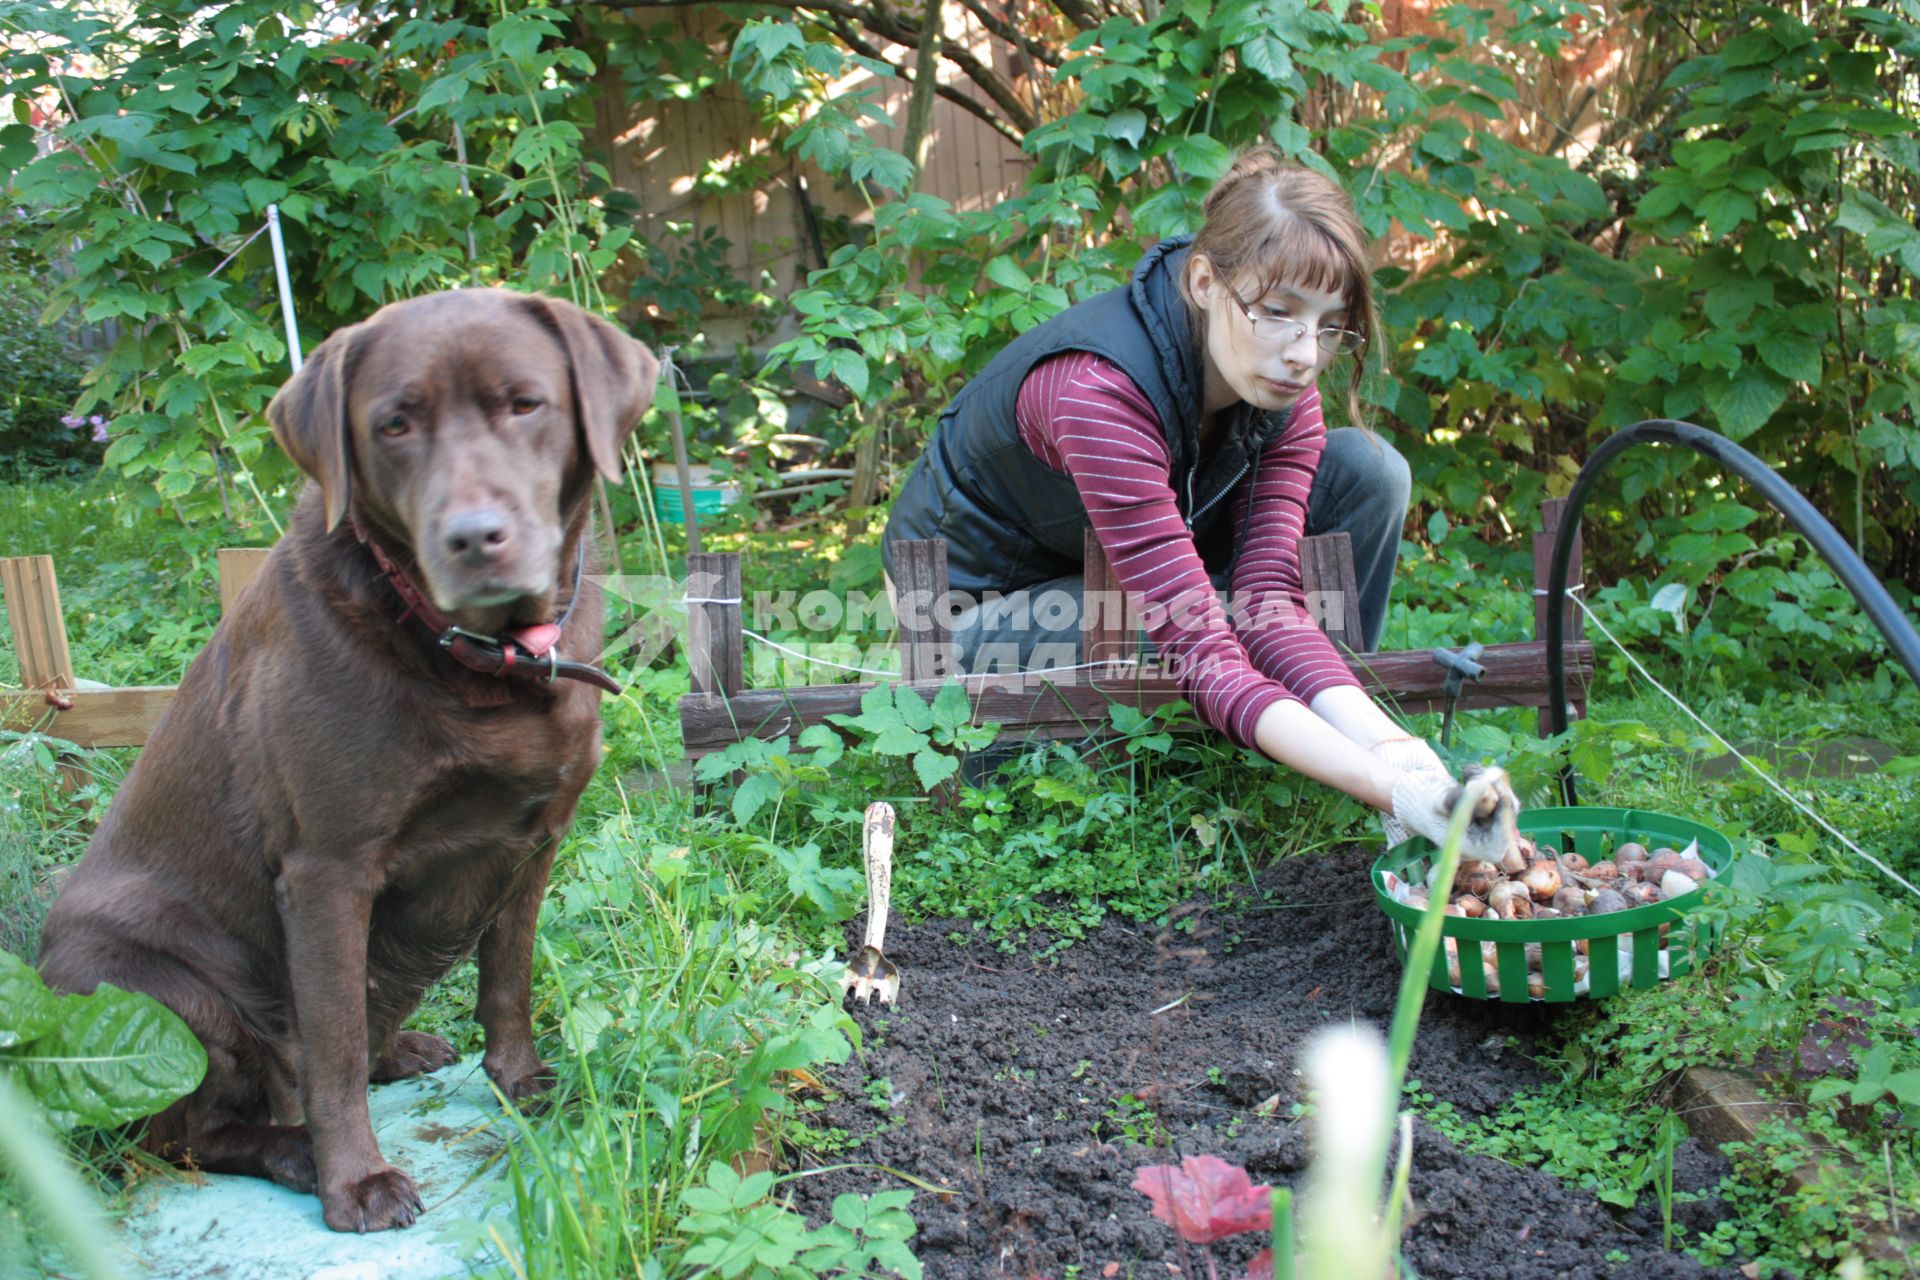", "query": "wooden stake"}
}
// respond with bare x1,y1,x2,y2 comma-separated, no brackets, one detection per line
1533,497,1587,736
